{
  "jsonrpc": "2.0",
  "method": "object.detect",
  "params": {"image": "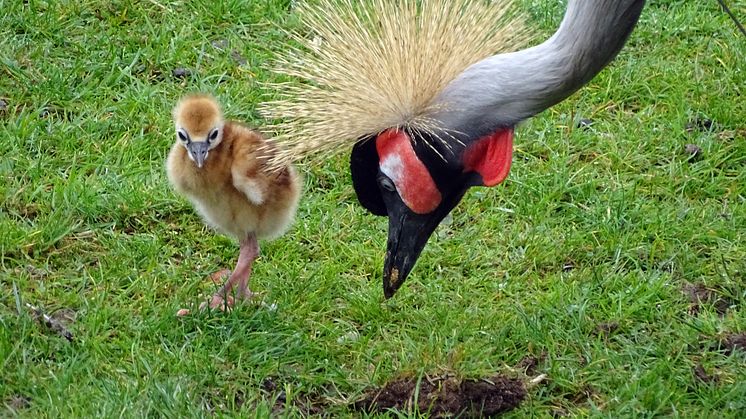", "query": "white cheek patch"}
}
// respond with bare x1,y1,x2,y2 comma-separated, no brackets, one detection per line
380,154,404,188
